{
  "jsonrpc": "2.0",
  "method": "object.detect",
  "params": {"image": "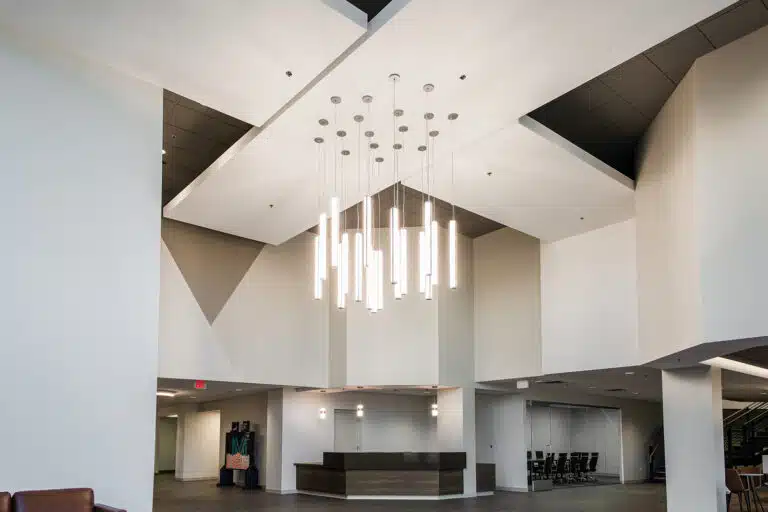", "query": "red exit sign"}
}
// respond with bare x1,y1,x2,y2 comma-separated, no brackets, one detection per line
194,380,207,390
